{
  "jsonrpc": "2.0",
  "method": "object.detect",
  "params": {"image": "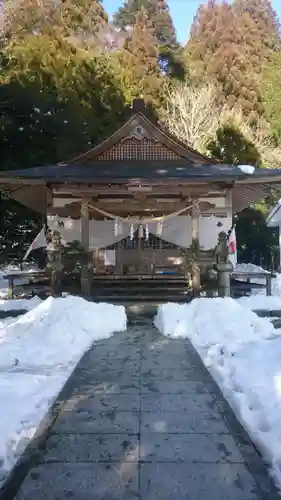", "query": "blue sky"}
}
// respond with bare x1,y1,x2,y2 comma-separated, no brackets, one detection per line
103,0,281,44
